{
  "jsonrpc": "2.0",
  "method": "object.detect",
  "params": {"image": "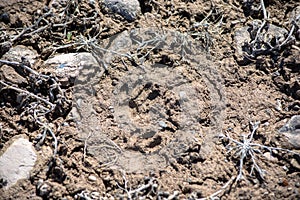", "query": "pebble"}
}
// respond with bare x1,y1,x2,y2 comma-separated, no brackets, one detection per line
263,152,277,162
88,175,97,182
179,91,188,101
0,41,12,55
37,182,51,197
44,52,99,86
0,13,10,24
2,45,38,67
234,21,288,64
278,115,300,149
0,137,37,189
103,0,141,21
234,26,251,64
282,165,289,171
158,121,167,128
291,158,300,170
